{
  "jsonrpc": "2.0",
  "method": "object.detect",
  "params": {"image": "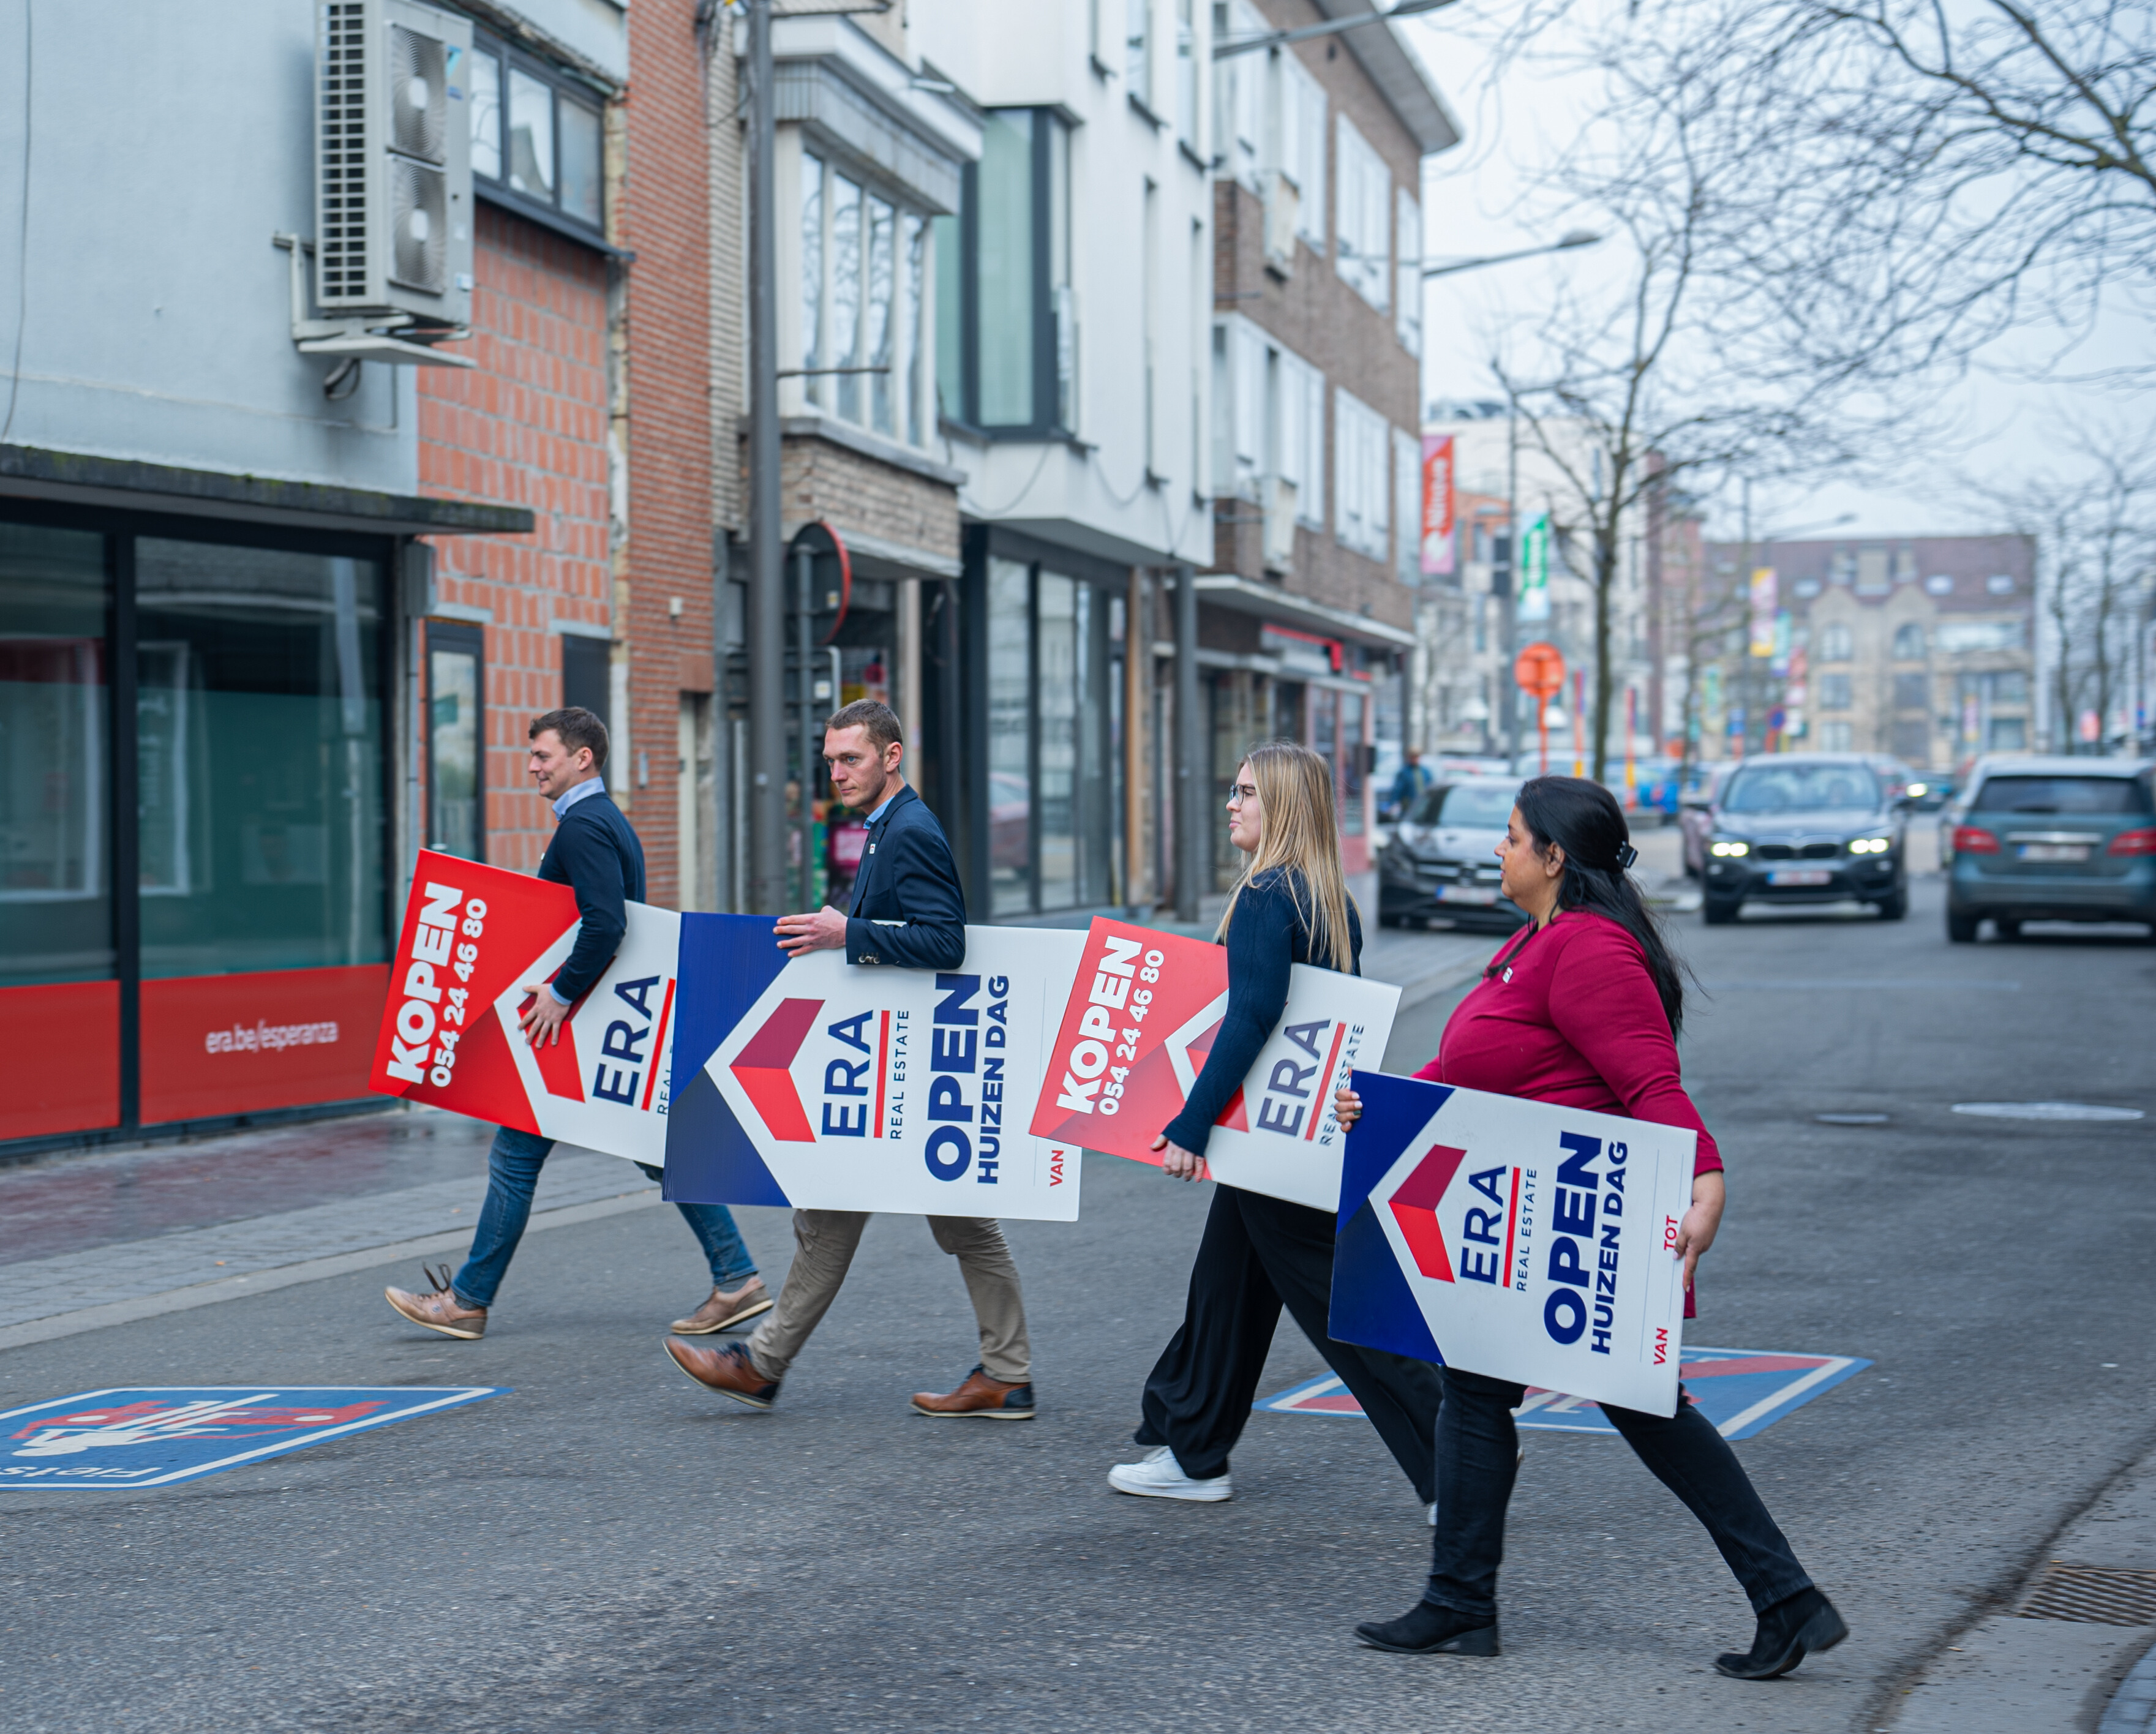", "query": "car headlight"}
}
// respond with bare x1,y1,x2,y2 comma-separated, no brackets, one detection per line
1848,836,1892,855
1709,840,1749,858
